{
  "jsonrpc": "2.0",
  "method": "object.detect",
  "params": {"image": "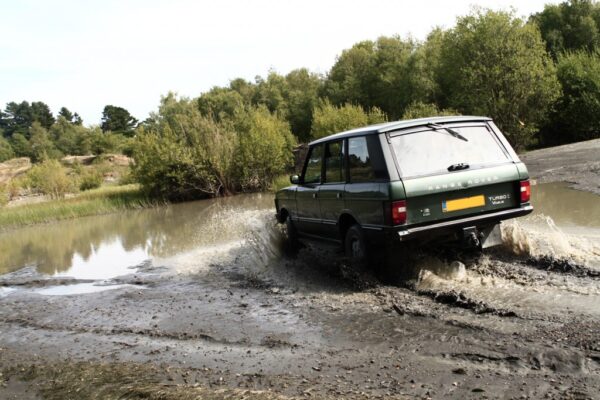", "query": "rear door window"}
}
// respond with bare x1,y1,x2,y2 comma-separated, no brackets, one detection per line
348,137,375,183
390,125,510,178
324,140,345,183
303,144,324,184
